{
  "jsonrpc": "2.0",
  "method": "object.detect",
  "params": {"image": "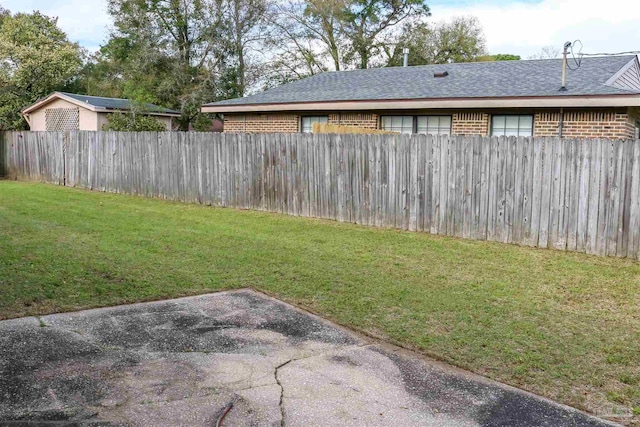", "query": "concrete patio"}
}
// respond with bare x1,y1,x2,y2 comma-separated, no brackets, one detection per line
0,290,618,426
